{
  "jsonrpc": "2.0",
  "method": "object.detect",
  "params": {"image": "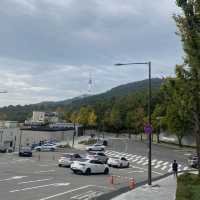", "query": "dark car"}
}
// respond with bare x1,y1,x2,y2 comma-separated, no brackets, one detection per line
0,145,7,153
19,147,32,157
188,155,198,168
